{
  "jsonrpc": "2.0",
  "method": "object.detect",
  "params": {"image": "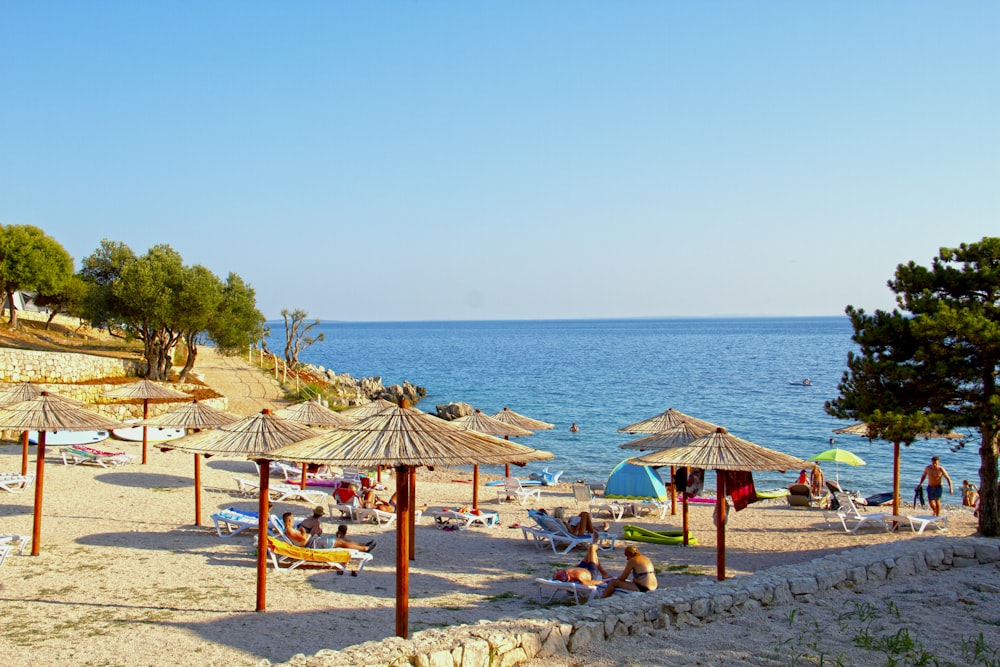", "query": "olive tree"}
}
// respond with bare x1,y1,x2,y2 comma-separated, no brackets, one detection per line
0,224,74,328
